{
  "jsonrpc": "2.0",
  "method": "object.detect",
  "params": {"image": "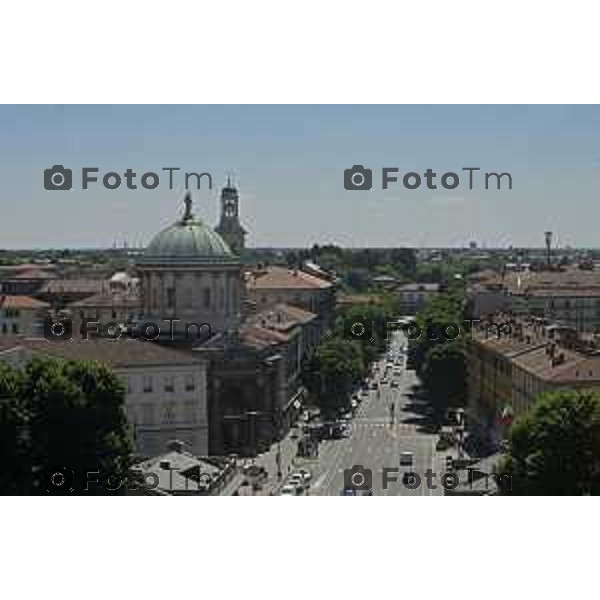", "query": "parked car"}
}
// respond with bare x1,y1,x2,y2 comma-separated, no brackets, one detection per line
341,487,373,496
242,464,268,486
286,474,306,491
399,451,414,467
280,484,300,496
297,469,312,484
